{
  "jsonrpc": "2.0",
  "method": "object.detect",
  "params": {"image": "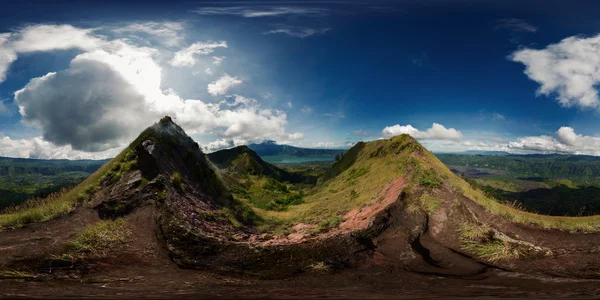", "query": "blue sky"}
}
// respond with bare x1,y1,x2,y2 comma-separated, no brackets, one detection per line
1,0,600,158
